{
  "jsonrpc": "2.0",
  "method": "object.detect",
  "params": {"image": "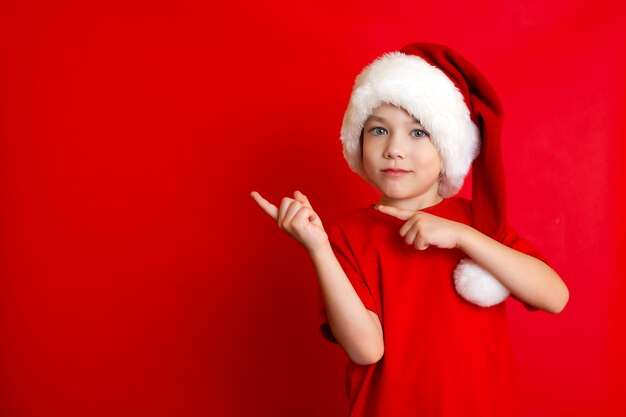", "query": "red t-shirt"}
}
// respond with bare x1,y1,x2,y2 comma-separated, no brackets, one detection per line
318,197,544,417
